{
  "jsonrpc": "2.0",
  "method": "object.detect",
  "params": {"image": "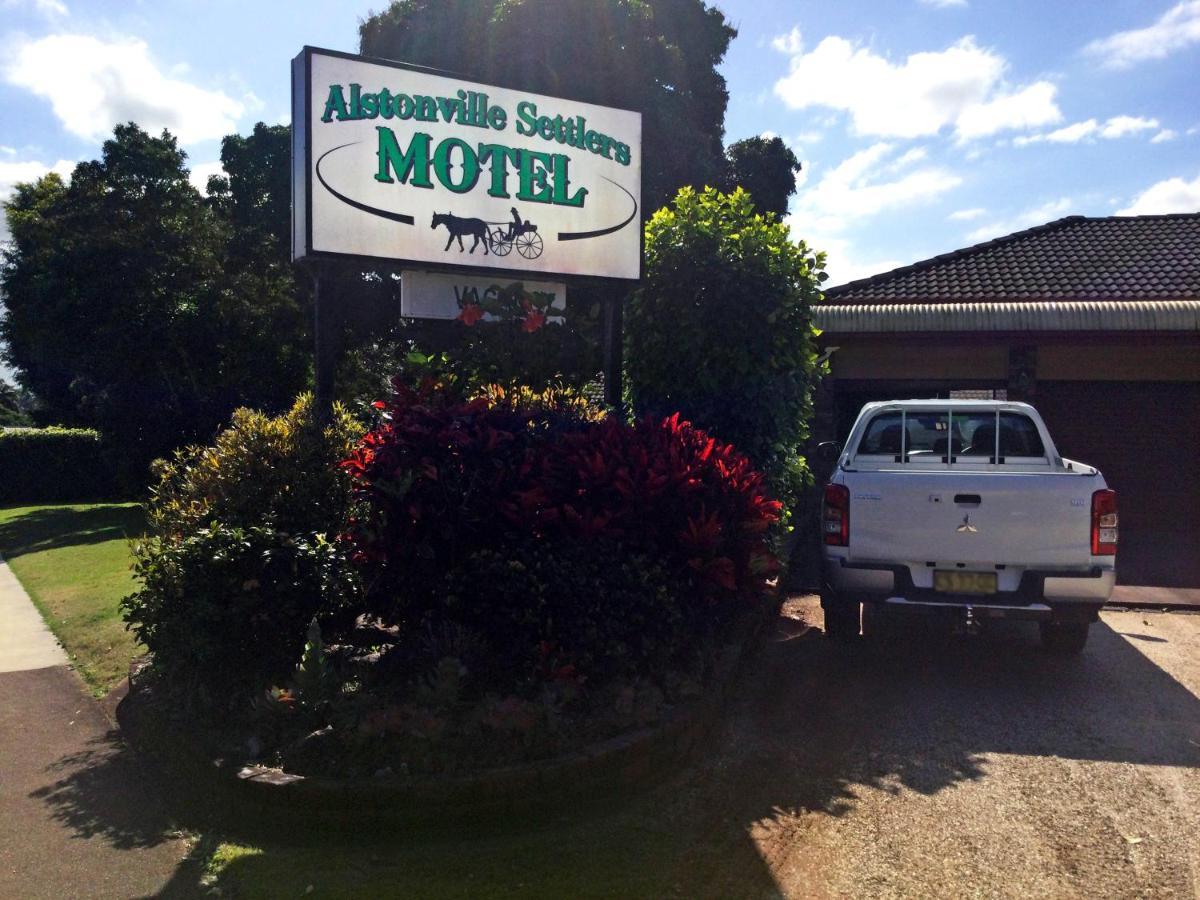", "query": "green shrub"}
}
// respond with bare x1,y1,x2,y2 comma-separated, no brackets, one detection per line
625,186,826,516
123,394,364,697
123,524,356,696
0,426,119,503
146,393,361,537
